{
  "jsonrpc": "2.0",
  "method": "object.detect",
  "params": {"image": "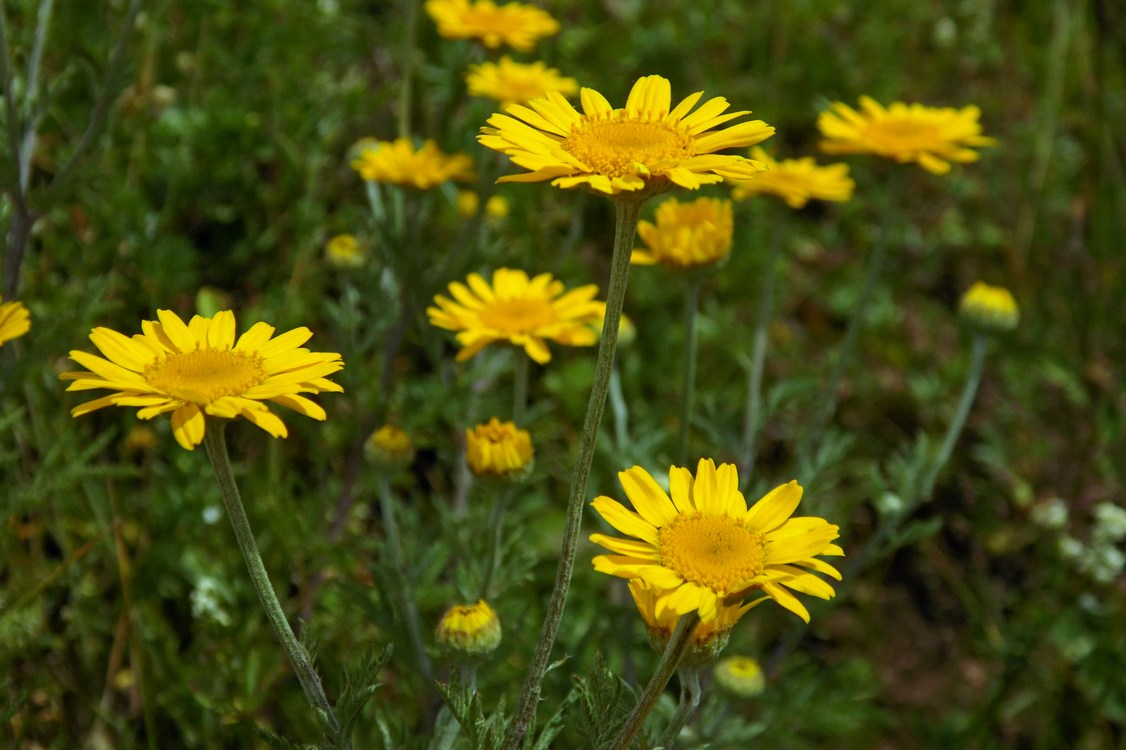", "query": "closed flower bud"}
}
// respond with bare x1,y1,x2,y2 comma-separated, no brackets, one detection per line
366,425,415,469
959,281,1019,332
713,655,765,698
436,600,502,657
